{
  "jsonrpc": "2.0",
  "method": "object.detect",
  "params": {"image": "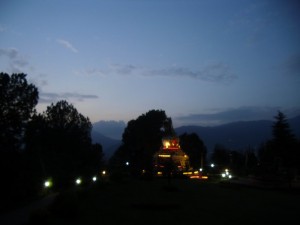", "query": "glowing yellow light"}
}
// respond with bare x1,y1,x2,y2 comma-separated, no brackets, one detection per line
142,169,146,174
190,175,200,179
157,172,162,175
158,154,171,158
193,171,199,174
102,170,106,175
184,155,187,158
165,141,170,148
183,172,193,175
201,176,208,179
